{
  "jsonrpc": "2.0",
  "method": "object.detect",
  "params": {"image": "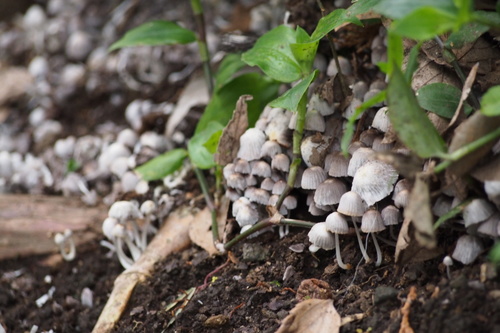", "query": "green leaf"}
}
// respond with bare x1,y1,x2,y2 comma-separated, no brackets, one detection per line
405,42,422,82
416,83,462,118
242,25,303,82
189,122,224,169
203,129,223,154
480,86,500,116
109,21,196,51
195,73,279,134
489,242,500,265
135,148,188,181
378,31,403,76
392,7,457,41
341,90,387,155
387,65,447,158
374,0,456,19
347,0,382,17
310,9,362,42
269,70,318,112
445,22,490,49
290,28,319,74
214,53,246,91
473,10,500,29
